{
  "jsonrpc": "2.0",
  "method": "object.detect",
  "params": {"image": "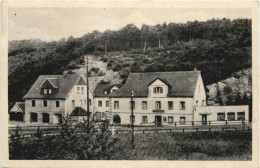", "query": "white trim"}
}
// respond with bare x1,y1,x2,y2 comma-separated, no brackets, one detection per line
64,75,94,100
39,78,58,88
10,103,23,113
